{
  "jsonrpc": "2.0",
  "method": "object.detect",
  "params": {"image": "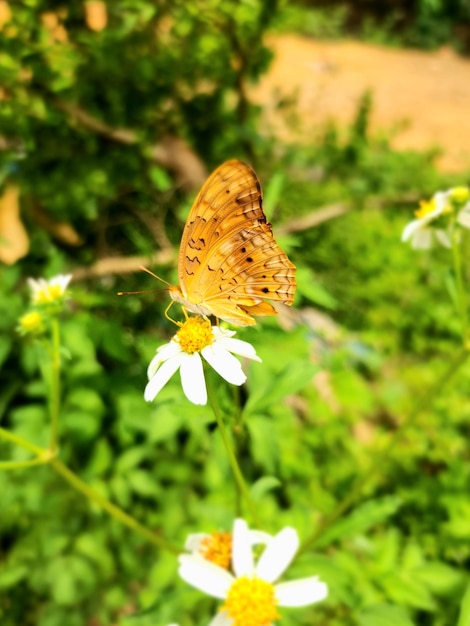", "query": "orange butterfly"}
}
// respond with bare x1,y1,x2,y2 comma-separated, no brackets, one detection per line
168,159,296,326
